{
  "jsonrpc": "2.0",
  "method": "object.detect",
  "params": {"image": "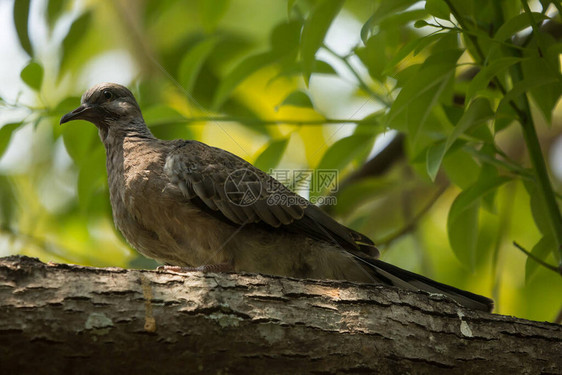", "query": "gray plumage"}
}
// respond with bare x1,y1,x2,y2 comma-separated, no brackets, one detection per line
61,83,493,312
